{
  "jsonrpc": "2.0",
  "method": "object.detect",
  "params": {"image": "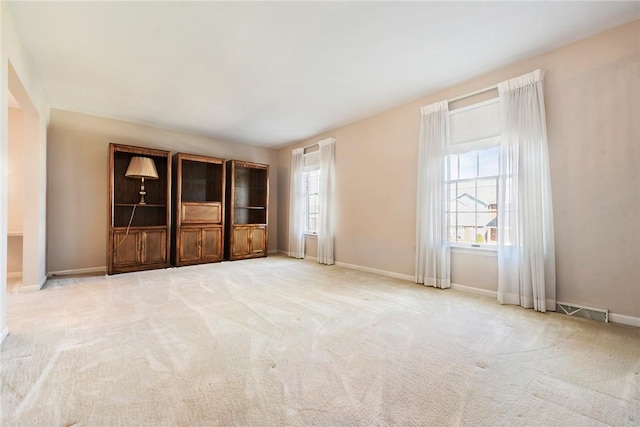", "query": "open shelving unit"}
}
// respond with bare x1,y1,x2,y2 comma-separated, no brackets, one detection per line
225,160,269,260
171,153,225,266
108,143,171,274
